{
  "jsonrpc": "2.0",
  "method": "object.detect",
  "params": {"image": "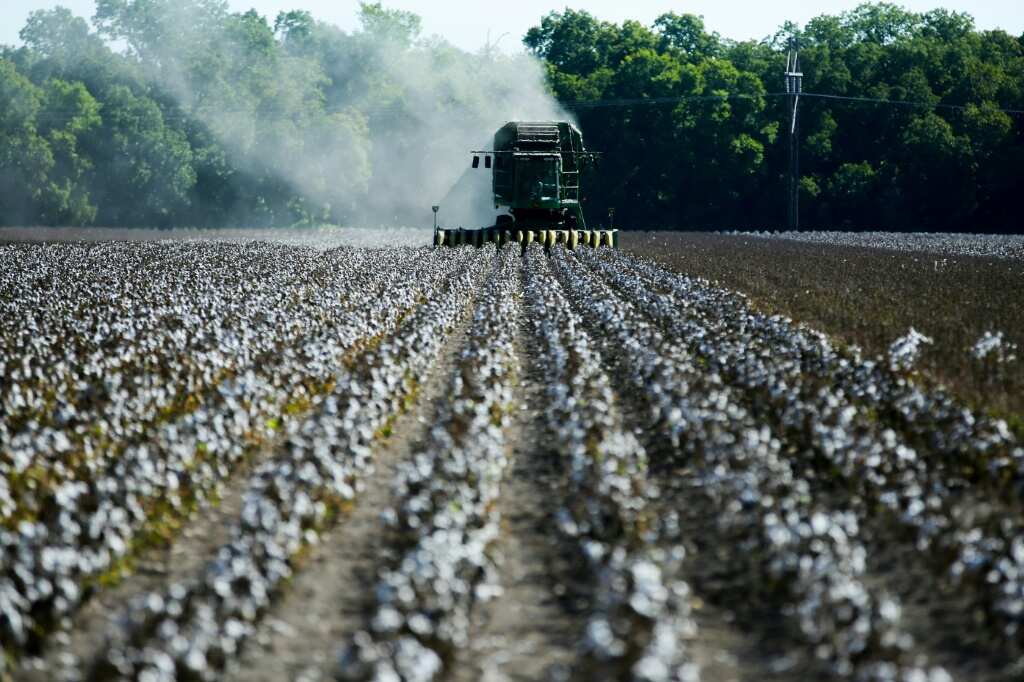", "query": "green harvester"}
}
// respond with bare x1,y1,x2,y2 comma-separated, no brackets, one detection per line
434,121,618,250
